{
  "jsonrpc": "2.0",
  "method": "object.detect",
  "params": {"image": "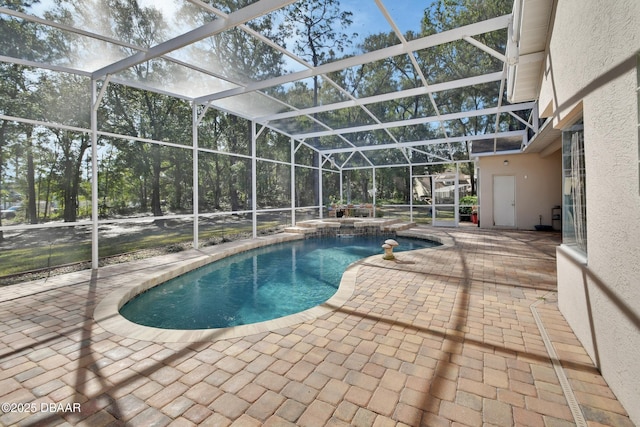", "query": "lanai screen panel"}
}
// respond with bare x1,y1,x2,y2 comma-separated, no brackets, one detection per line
0,0,544,276
1,0,534,167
